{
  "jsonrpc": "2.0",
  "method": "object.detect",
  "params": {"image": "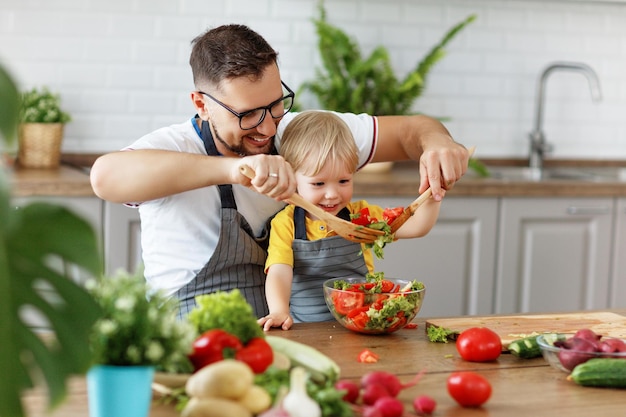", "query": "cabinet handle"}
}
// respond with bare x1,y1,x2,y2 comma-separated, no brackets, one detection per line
566,206,610,215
